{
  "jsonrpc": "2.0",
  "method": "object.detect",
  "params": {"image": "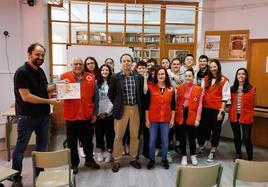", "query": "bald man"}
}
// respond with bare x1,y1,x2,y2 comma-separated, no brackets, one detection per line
61,57,100,174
